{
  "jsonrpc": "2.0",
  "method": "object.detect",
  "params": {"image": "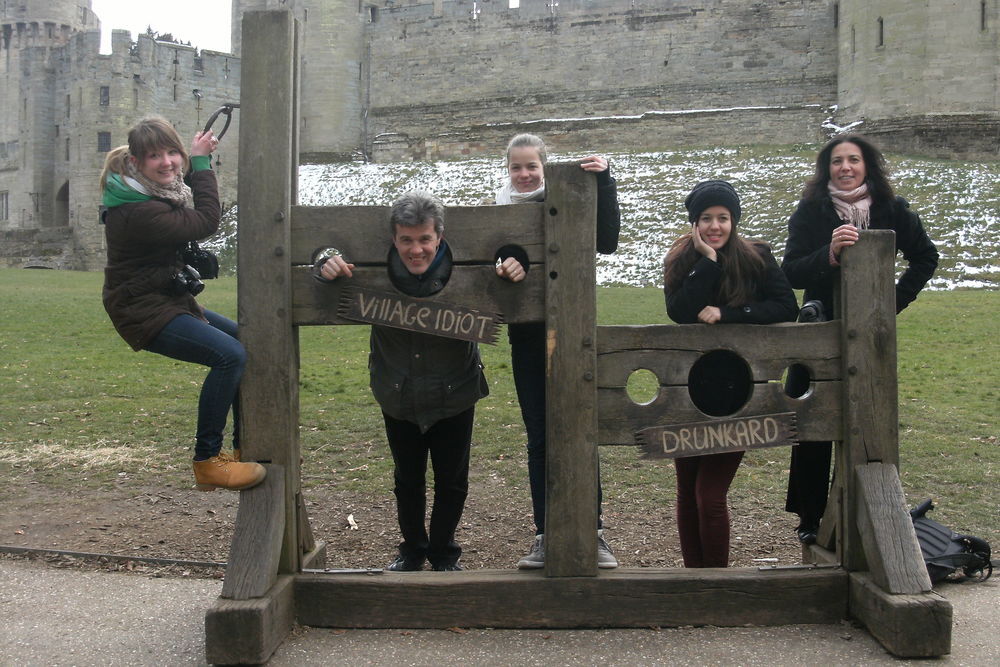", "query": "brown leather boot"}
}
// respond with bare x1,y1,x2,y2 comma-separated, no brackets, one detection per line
193,452,266,491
